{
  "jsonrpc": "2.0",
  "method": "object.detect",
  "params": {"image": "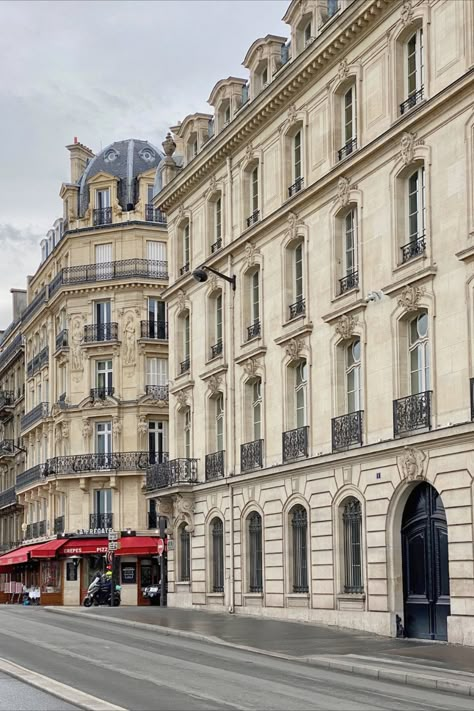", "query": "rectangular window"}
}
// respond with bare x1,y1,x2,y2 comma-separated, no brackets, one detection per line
407,29,424,96
148,297,166,324
261,66,268,87
304,21,312,44
184,315,190,359
95,300,111,325
184,408,191,458
294,131,302,180
216,394,224,451
295,361,307,428
224,105,231,124
251,167,259,213
183,224,190,266
96,422,112,455
408,168,425,242
216,294,223,343
343,87,356,144
95,244,112,280
252,271,260,323
96,360,112,391
146,357,168,386
215,198,222,240
253,380,262,441
148,421,168,463
95,189,110,209
147,184,154,204
147,240,167,263
94,488,112,514
344,209,357,275
294,243,303,301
